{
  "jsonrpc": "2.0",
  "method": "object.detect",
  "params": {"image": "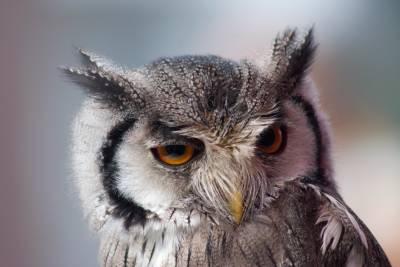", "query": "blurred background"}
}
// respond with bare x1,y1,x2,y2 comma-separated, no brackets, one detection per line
1,0,399,266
